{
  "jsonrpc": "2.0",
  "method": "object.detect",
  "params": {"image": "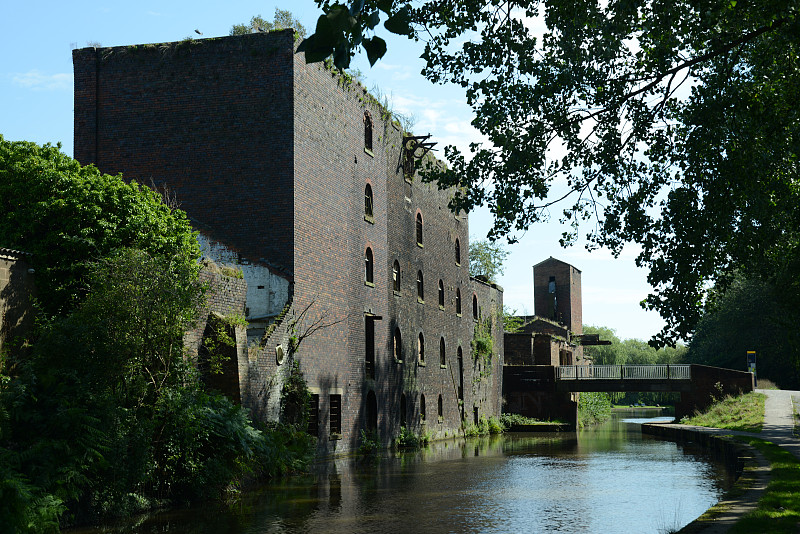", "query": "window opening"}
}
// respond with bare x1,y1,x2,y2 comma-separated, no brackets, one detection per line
438,279,445,308
392,260,400,292
455,238,461,265
365,316,375,379
437,394,443,422
420,394,426,422
455,288,462,315
439,337,446,367
417,270,424,302
366,390,377,432
364,110,373,151
365,247,374,284
308,394,320,436
364,184,374,218
418,332,425,363
473,406,479,426
472,294,478,320
330,394,342,435
416,213,423,246
457,347,464,401
394,328,403,362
